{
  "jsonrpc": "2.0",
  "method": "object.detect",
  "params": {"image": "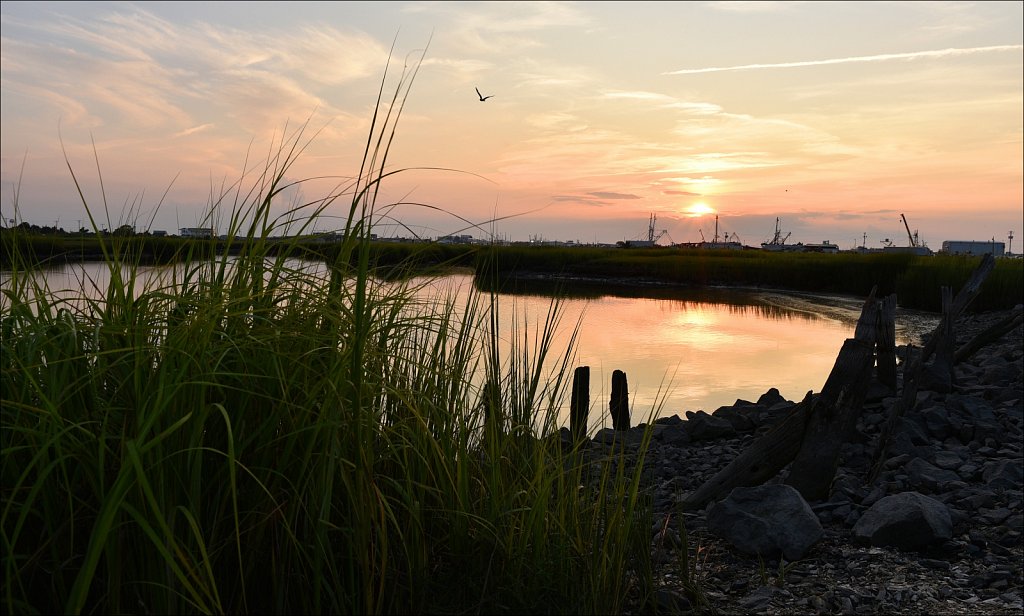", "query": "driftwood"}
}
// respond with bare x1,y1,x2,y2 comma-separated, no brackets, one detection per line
954,305,1023,364
679,391,815,510
867,254,996,483
610,369,630,431
785,291,896,501
682,289,899,507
